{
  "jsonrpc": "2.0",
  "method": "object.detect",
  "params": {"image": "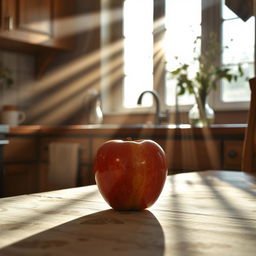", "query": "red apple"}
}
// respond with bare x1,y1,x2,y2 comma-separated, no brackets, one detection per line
93,139,167,210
